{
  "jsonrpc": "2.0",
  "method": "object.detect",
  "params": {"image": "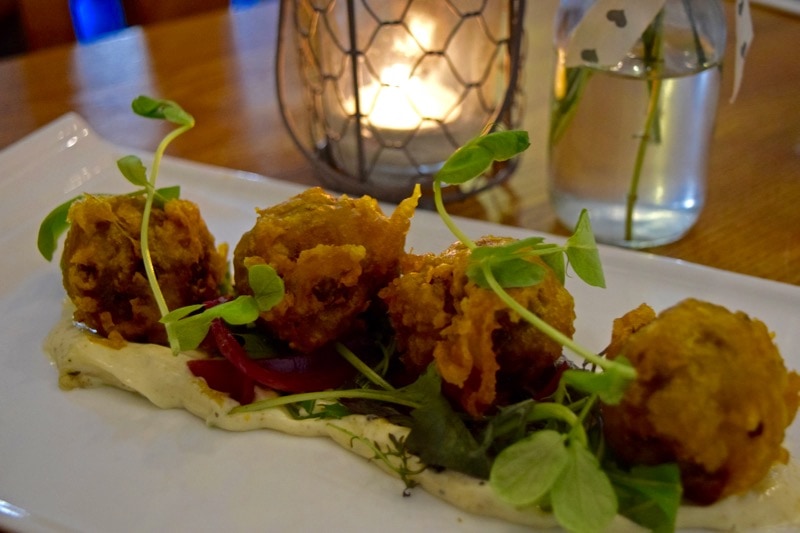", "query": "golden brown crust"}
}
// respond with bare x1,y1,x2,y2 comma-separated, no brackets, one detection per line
602,298,800,504
380,236,575,417
232,187,419,353
61,194,228,344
